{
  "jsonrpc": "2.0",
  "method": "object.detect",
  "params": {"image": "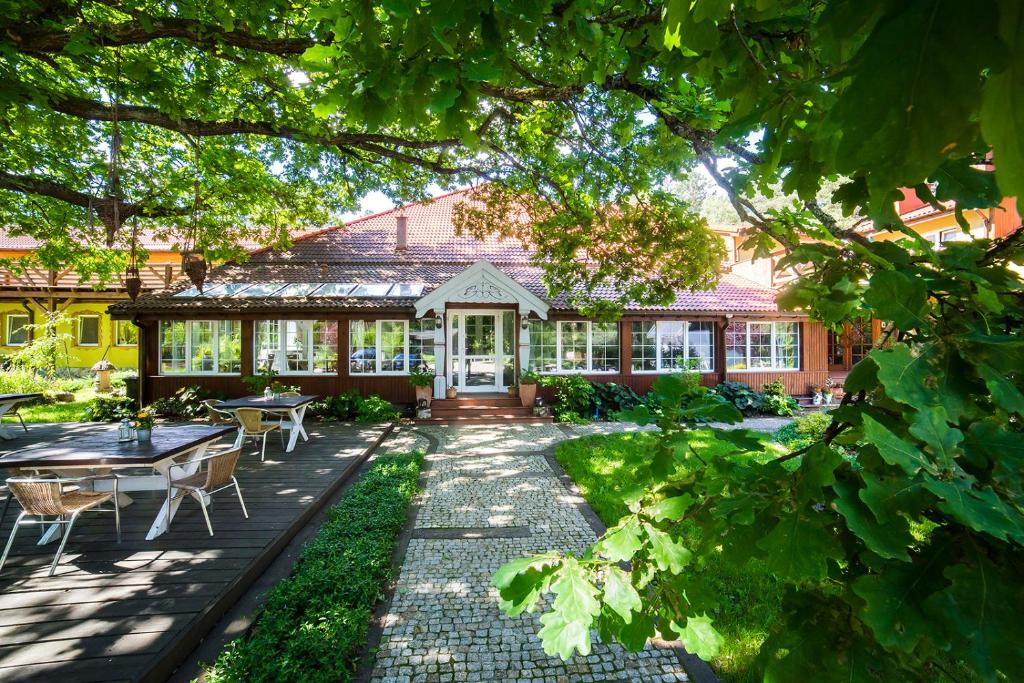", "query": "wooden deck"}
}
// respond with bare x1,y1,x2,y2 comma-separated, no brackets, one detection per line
0,420,392,683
